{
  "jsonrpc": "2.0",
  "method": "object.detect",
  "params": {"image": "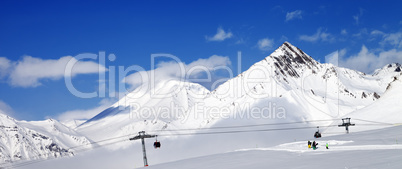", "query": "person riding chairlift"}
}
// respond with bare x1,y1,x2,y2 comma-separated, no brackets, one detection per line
154,141,161,148
314,131,321,138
